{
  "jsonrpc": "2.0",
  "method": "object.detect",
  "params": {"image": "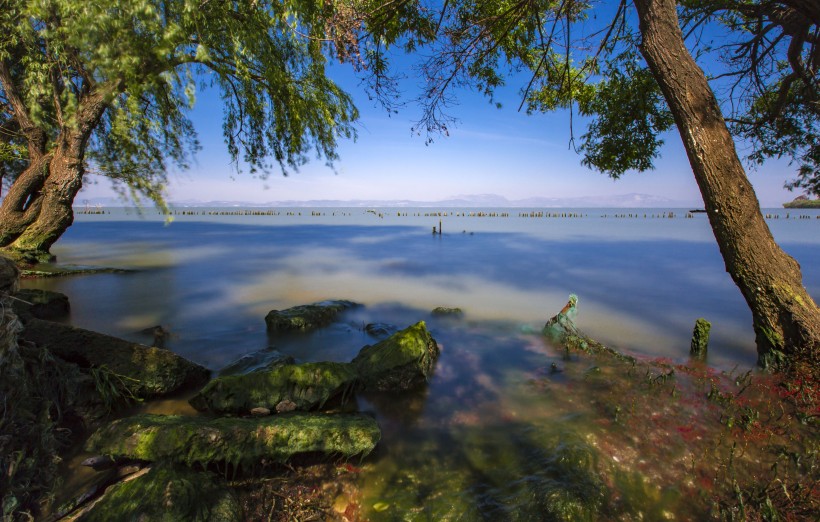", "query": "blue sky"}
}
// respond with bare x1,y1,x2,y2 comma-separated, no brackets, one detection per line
81,56,801,208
